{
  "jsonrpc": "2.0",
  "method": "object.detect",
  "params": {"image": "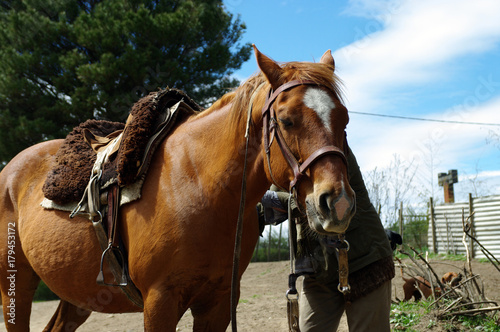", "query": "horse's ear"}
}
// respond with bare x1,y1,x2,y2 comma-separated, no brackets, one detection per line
320,49,335,71
253,44,283,90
